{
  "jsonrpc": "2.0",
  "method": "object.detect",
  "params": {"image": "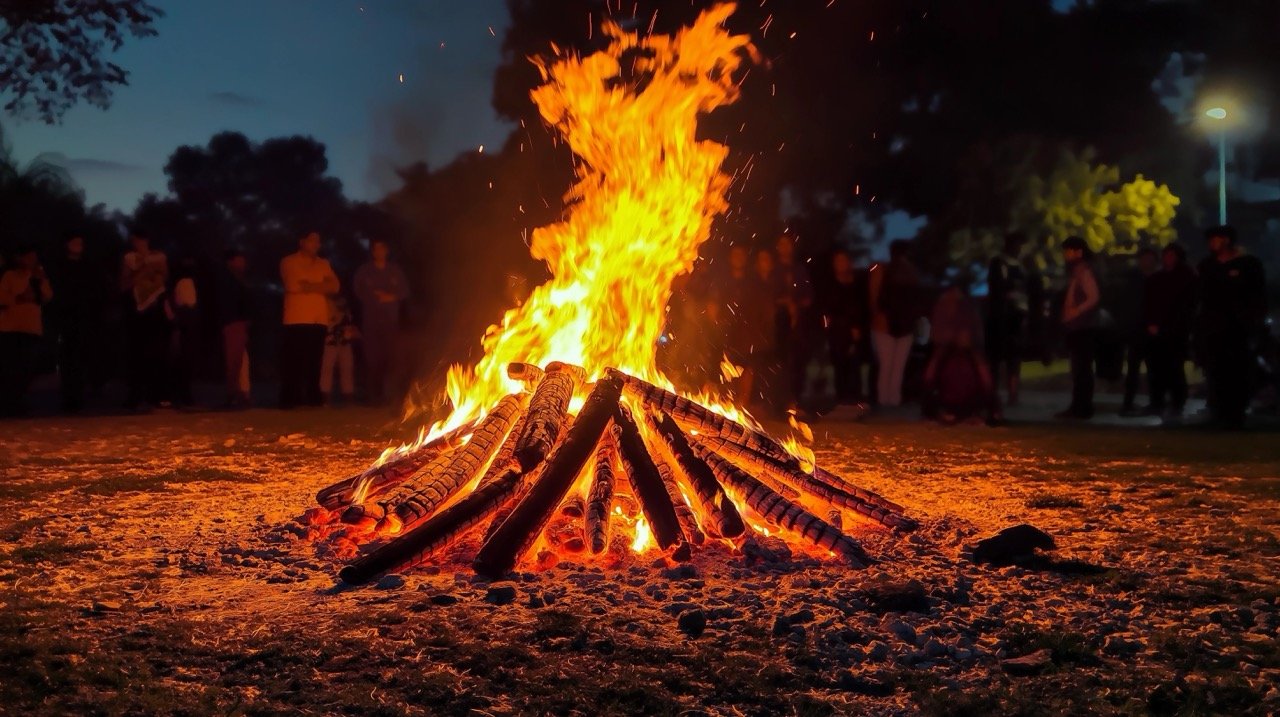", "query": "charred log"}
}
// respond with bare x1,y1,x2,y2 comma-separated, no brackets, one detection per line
514,365,580,471
695,446,871,568
506,362,545,388
585,432,619,554
613,405,683,552
473,376,623,579
315,420,475,510
339,466,524,585
653,413,745,539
